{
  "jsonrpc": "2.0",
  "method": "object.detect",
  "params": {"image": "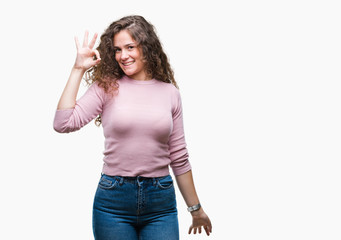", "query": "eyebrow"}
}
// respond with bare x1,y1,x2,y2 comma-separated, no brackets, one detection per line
113,43,136,48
